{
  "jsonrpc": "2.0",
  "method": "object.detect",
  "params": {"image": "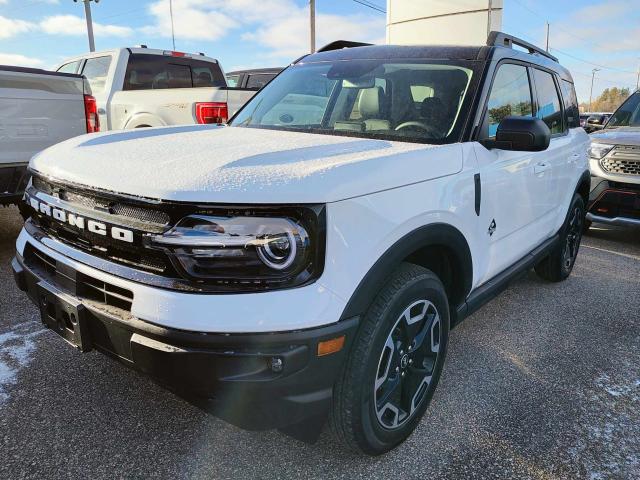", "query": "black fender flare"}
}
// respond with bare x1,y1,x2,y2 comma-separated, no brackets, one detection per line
575,169,591,203
339,223,473,321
